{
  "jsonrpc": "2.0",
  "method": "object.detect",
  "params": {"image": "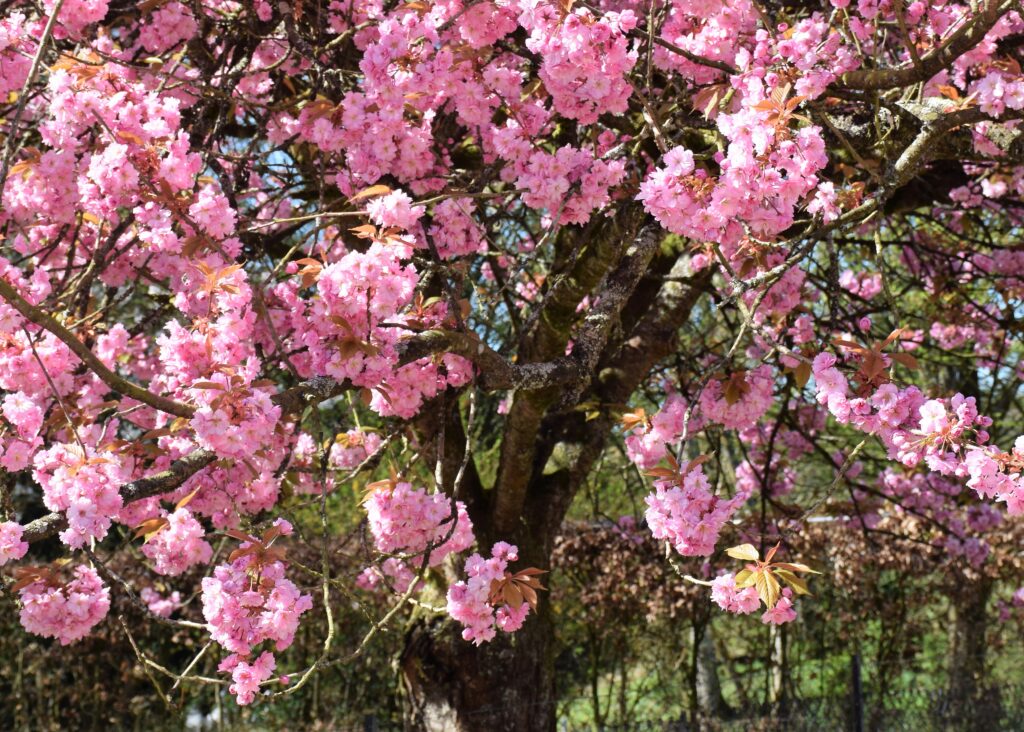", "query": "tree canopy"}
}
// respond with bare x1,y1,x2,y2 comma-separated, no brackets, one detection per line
2,0,1024,728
